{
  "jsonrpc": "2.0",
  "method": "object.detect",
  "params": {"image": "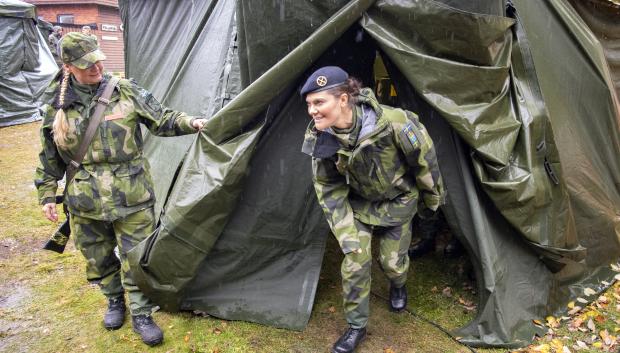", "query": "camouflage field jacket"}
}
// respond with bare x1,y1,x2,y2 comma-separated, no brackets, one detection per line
35,73,199,221
302,88,444,253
